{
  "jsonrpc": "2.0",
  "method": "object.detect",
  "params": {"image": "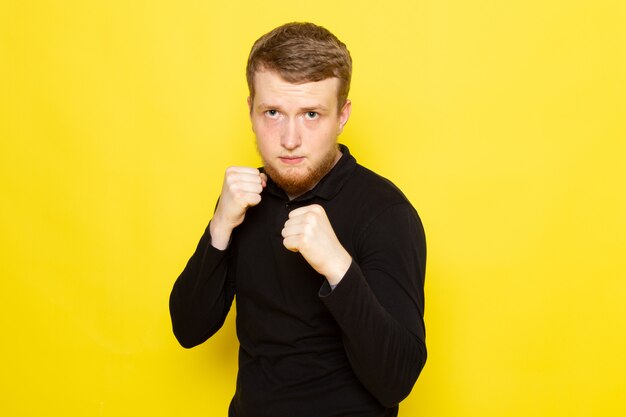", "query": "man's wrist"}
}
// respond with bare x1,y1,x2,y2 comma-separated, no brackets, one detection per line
209,219,233,250
324,251,352,286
